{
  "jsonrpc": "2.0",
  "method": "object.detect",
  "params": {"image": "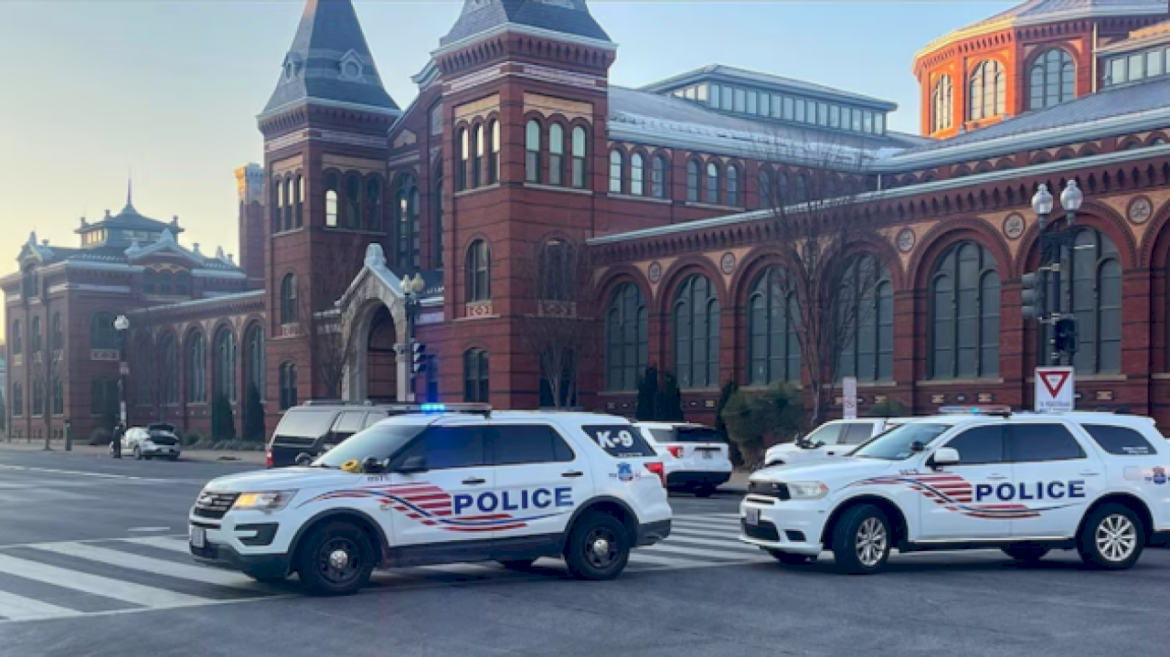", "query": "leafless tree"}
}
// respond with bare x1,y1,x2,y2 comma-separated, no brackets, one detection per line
755,132,887,428
126,305,172,424
299,234,369,400
518,237,599,410
29,283,65,449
